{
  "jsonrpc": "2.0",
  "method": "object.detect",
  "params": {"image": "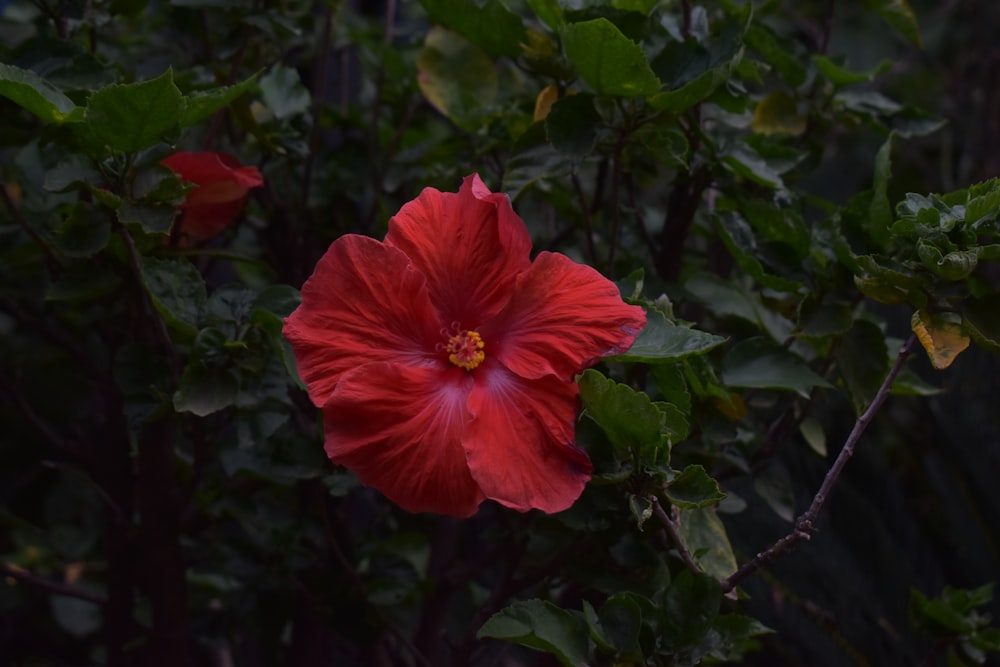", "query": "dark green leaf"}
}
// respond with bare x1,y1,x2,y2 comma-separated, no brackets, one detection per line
477,599,590,667
526,0,564,31
744,23,806,88
53,203,111,257
421,0,527,58
811,55,892,86
141,256,207,340
417,27,497,131
666,465,725,509
662,570,722,650
714,211,802,291
867,133,894,249
721,337,832,398
963,295,1000,355
598,593,643,658
834,319,889,413
861,0,922,47
173,362,238,416
118,202,177,234
0,63,79,124
561,18,661,97
546,93,600,156
578,369,669,463
754,463,795,522
83,69,184,153
611,310,726,363
677,506,738,579
180,72,260,127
